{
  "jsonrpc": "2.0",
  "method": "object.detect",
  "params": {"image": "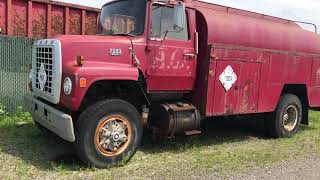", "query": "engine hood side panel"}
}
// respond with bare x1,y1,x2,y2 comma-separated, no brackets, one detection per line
60,62,139,111
54,35,139,111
